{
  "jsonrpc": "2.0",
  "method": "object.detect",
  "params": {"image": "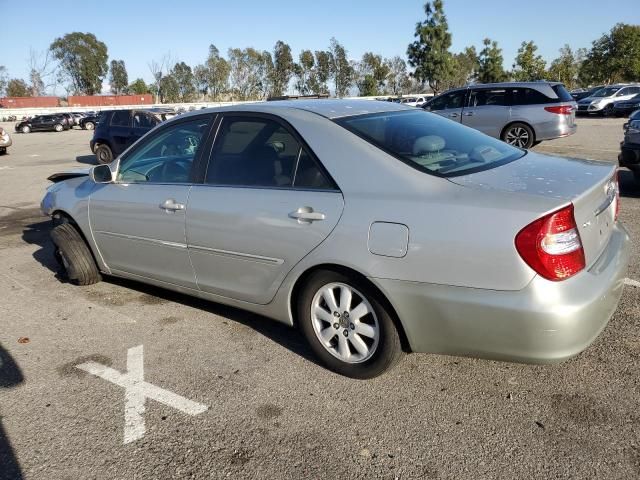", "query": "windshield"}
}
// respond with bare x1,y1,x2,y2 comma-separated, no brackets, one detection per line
592,87,620,98
336,110,525,177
